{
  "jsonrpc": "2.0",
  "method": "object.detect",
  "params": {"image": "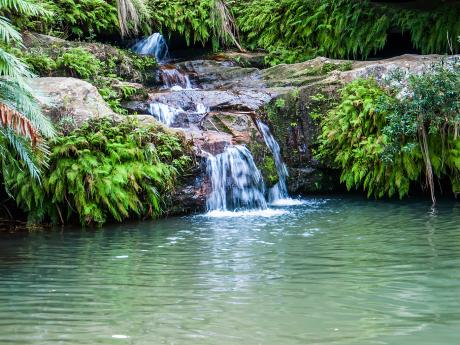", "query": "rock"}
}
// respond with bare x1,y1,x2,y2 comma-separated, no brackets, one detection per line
22,32,158,83
22,31,66,46
126,114,161,126
211,51,268,68
110,80,146,101
166,169,208,215
178,59,263,90
30,77,119,126
147,89,275,113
